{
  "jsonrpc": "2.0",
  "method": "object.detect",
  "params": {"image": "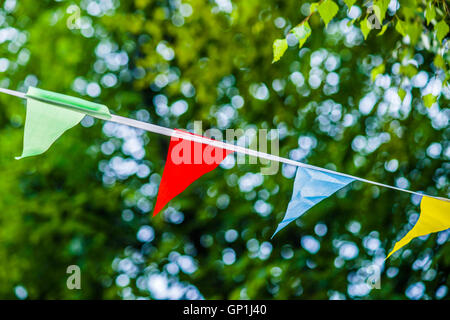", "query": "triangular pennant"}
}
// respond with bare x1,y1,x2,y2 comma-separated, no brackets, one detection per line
273,166,354,237
386,196,450,259
153,129,234,215
17,98,85,159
